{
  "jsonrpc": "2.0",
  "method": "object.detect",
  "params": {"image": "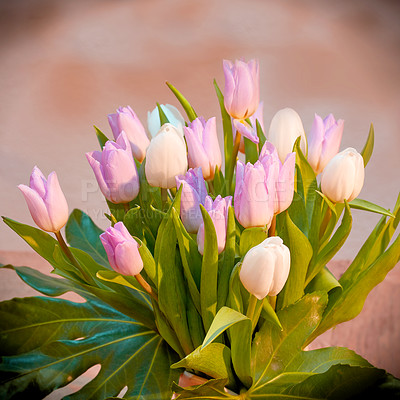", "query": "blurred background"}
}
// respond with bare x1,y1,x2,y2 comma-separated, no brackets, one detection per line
0,0,399,387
